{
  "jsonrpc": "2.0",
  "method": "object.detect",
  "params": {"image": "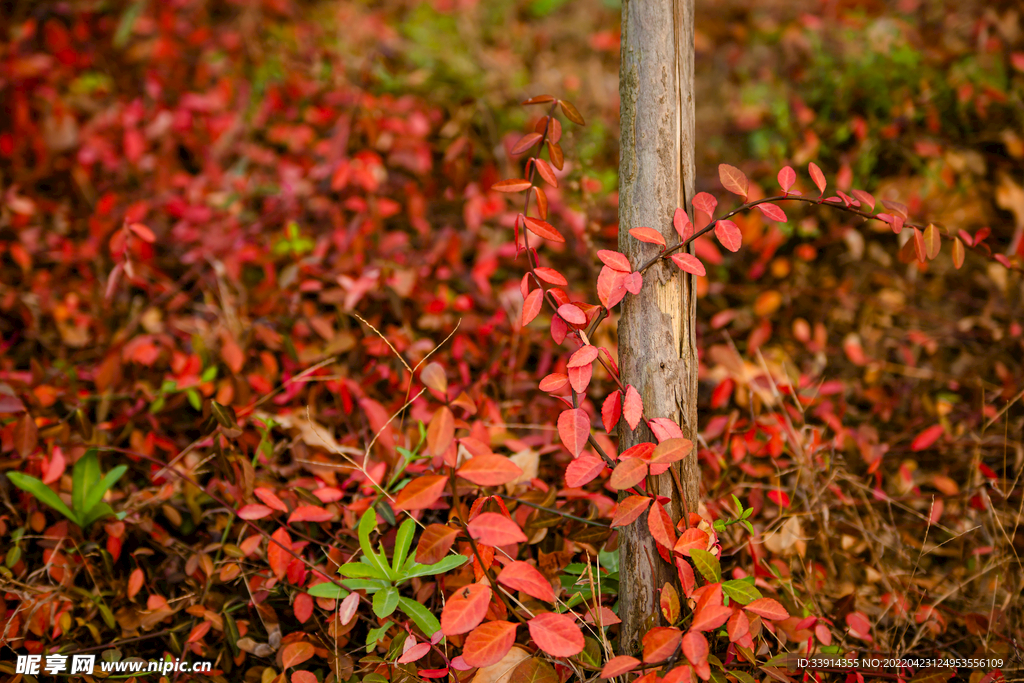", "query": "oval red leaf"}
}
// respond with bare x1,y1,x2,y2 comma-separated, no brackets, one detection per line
394,475,447,511
557,408,590,457
718,164,748,200
609,458,648,490
597,250,632,272
498,561,556,602
467,513,527,546
557,303,586,326
288,505,333,523
492,179,532,193
778,166,796,194
808,162,826,195
564,453,605,488
623,385,643,431
462,621,518,668
745,597,790,621
441,583,492,635
602,391,622,434
670,253,706,276
458,455,524,486
611,495,652,528
523,216,565,243
629,227,667,247
714,219,742,252
528,612,584,657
